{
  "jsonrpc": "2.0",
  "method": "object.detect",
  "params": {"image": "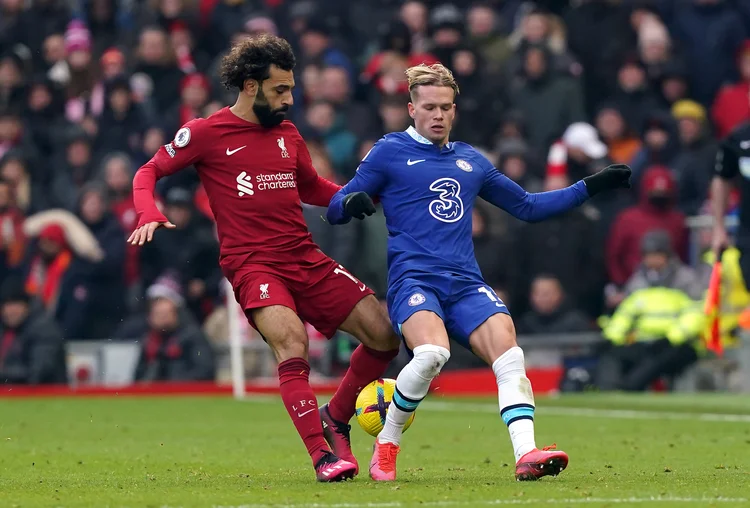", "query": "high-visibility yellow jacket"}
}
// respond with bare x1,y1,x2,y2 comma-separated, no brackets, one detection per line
603,287,703,346
701,247,750,348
